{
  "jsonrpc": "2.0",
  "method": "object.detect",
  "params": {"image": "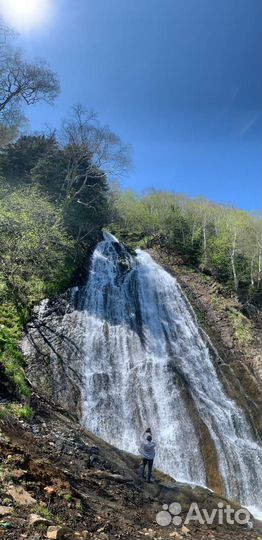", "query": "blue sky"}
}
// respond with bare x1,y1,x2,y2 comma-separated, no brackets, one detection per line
9,0,262,210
